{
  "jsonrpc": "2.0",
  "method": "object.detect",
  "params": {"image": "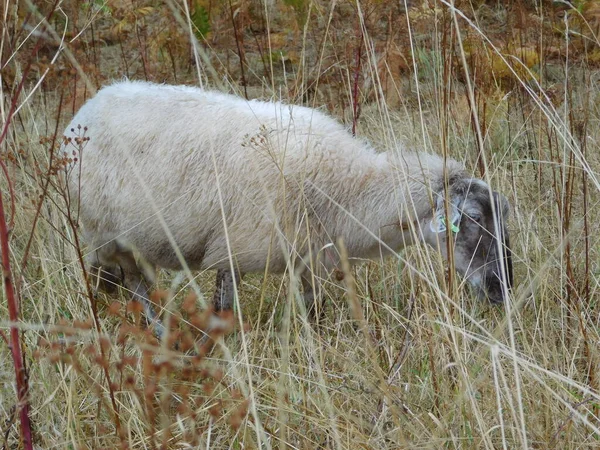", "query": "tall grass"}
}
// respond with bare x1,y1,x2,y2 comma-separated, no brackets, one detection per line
1,0,600,448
